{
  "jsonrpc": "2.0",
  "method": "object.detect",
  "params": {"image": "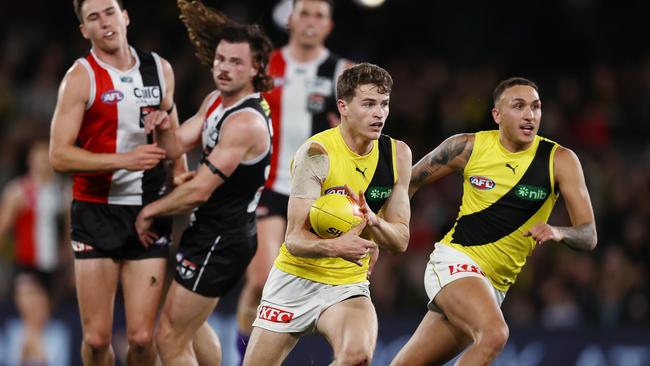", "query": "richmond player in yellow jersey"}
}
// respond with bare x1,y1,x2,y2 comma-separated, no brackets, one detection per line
243,63,412,366
392,77,597,366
